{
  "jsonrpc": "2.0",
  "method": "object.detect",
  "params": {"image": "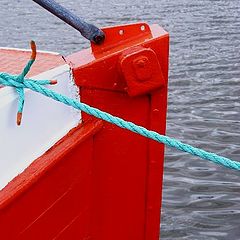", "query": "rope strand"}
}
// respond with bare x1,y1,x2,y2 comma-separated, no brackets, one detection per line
0,41,239,171
0,71,239,170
